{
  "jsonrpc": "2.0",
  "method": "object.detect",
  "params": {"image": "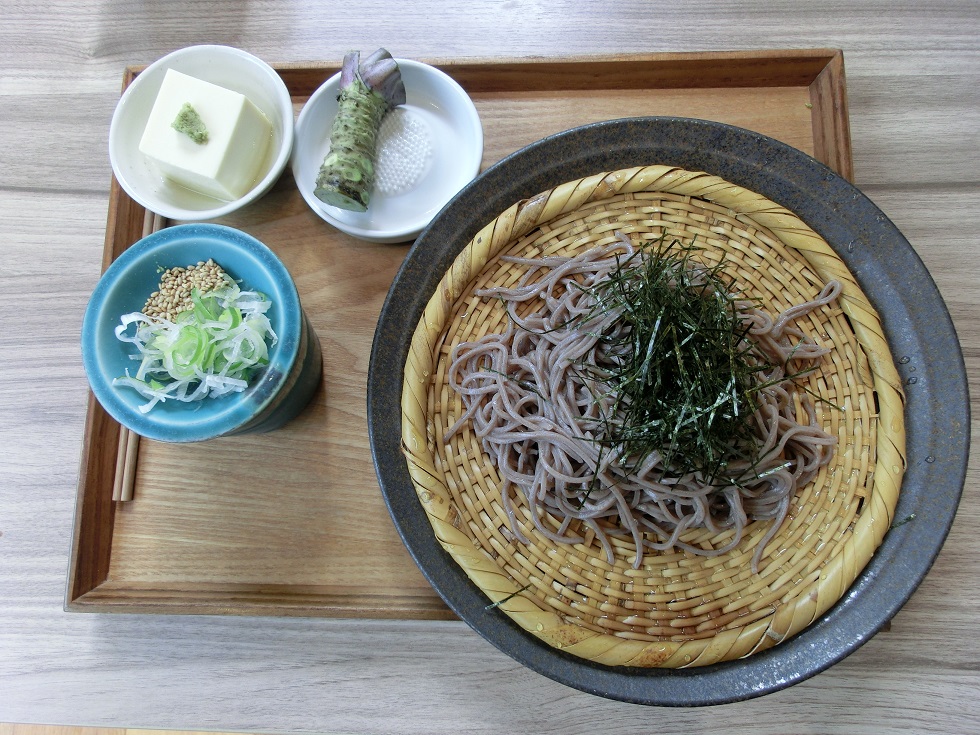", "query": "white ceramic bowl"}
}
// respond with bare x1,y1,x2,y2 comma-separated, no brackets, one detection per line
292,59,483,243
109,45,294,221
